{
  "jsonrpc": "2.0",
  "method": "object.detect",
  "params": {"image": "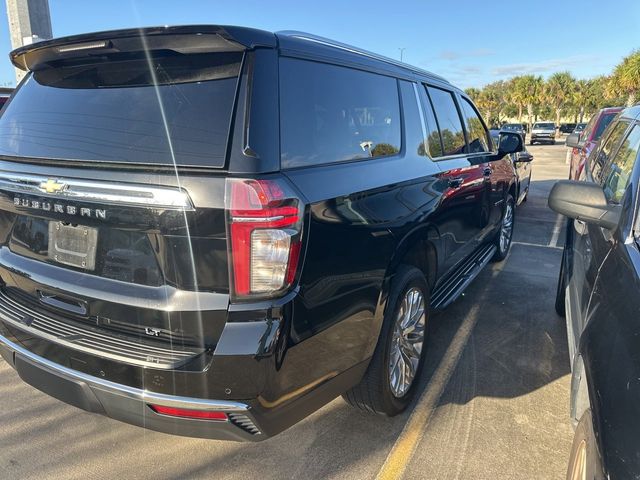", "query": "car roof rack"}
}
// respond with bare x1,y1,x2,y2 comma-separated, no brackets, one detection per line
276,30,449,84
